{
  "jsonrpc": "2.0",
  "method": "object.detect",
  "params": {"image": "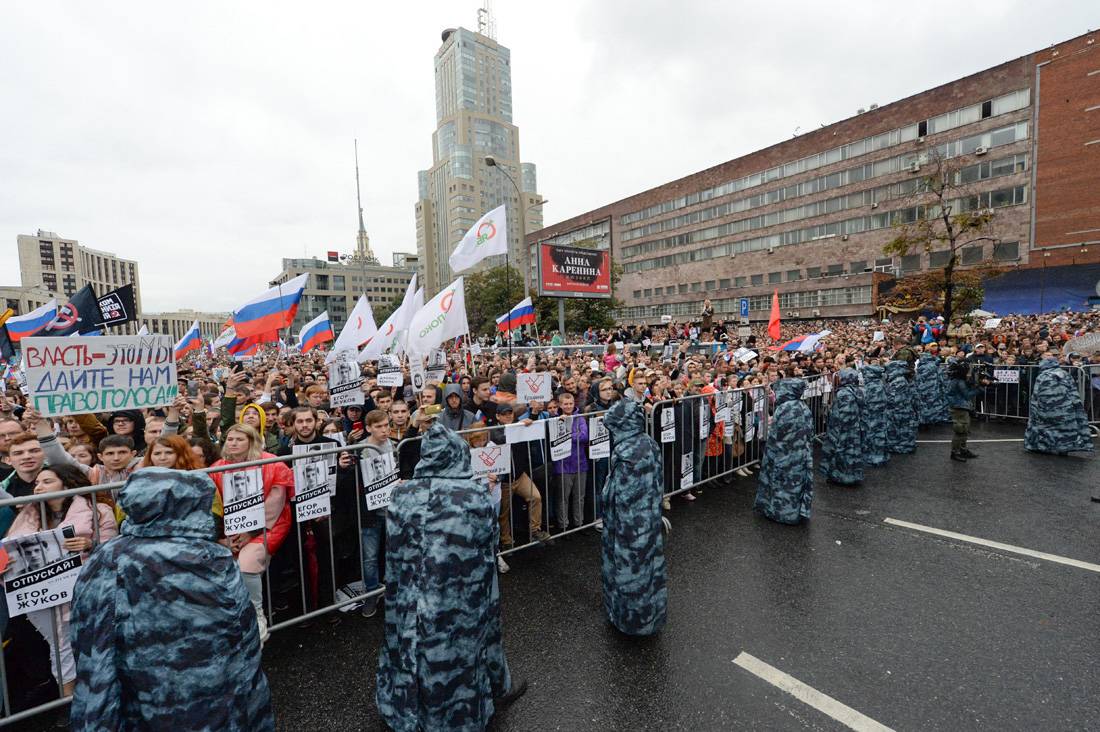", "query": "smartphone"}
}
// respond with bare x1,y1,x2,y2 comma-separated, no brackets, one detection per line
62,525,75,539
187,380,199,397
352,421,363,432
232,362,245,374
